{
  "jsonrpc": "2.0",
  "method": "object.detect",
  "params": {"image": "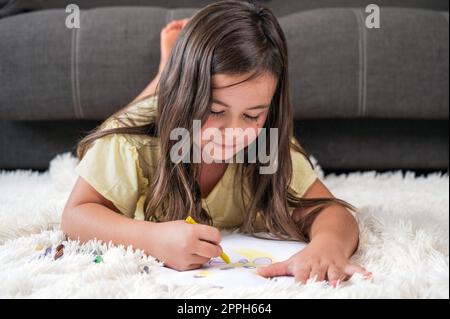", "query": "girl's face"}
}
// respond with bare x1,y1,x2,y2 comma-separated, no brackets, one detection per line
197,72,277,162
